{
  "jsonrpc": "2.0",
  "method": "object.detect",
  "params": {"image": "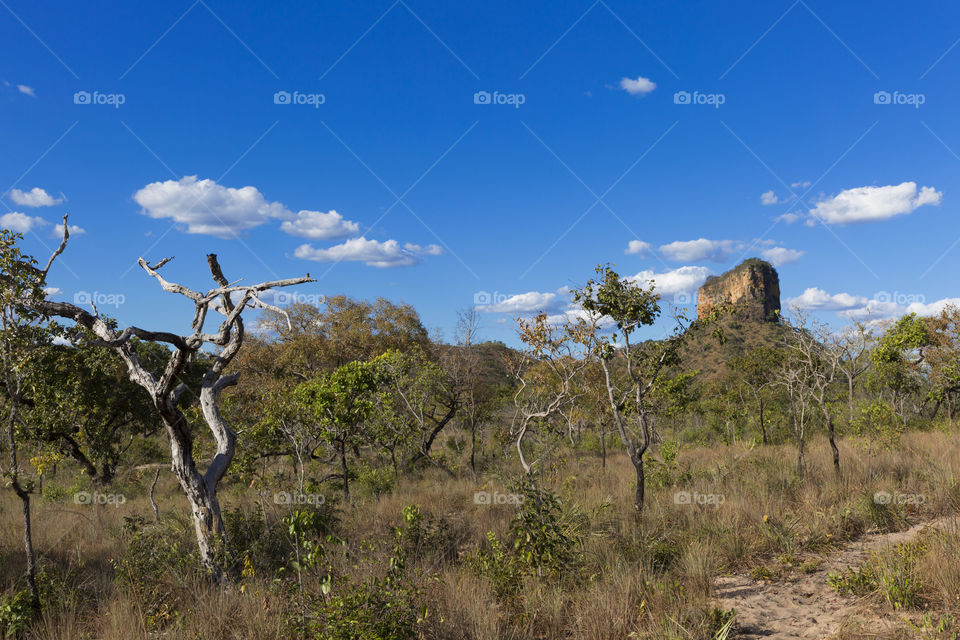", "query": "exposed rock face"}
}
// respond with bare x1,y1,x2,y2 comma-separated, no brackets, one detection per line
697,258,781,322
